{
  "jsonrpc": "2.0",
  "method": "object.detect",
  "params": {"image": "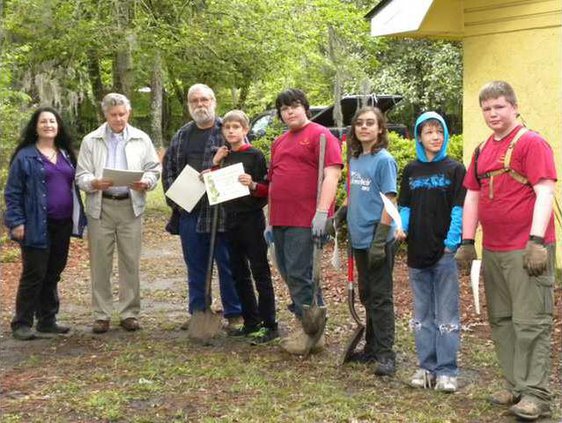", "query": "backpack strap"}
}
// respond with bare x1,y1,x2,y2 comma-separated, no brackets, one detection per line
476,127,529,199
